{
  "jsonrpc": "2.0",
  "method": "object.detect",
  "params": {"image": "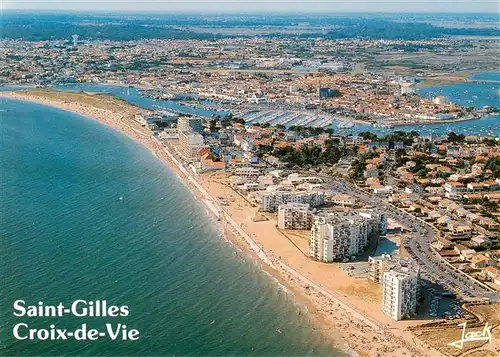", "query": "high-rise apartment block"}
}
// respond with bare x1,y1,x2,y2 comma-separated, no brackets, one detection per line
177,117,204,134
382,268,419,321
178,131,206,160
309,211,386,262
261,189,324,212
277,203,313,230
